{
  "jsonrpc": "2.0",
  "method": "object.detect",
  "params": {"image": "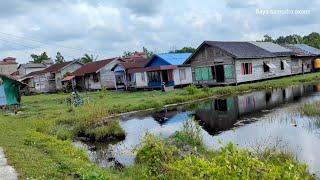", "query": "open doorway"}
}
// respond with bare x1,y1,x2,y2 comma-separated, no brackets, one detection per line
162,70,169,84
215,65,225,82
